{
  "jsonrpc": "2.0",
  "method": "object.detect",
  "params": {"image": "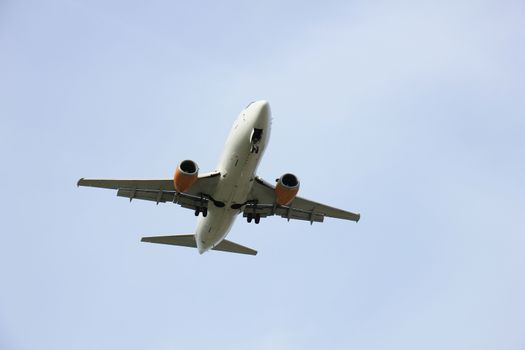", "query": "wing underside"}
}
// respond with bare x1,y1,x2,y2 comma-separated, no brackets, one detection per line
77,173,360,224
77,172,221,211
243,177,360,223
